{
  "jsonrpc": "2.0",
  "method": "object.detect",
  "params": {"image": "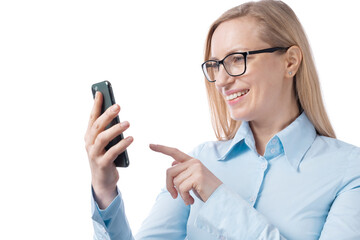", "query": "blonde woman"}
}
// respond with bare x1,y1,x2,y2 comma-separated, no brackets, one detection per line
85,1,360,239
